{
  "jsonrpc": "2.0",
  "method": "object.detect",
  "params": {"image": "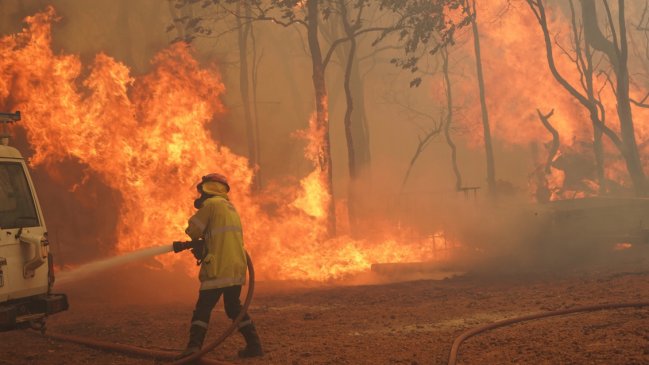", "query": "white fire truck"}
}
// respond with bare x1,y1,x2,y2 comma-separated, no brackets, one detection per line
0,111,67,331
